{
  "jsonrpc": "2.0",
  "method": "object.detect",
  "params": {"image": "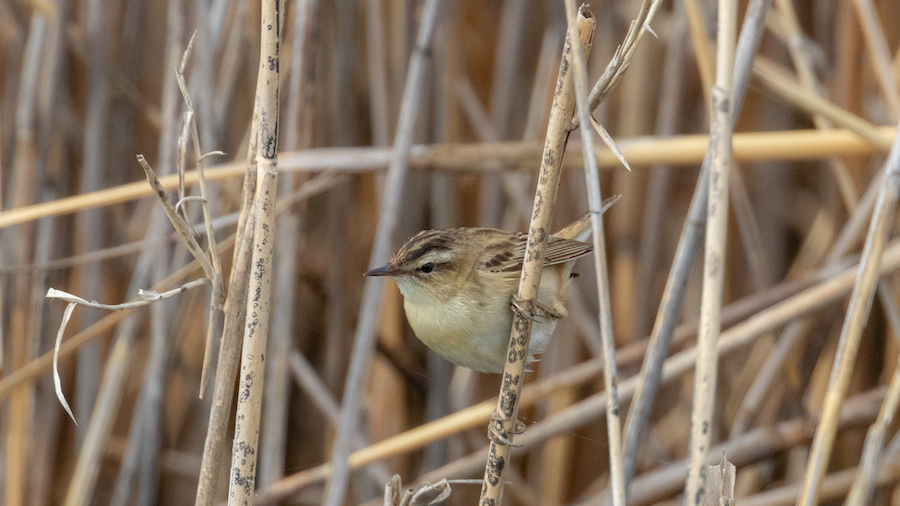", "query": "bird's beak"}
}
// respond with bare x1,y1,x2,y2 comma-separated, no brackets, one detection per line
364,264,401,277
